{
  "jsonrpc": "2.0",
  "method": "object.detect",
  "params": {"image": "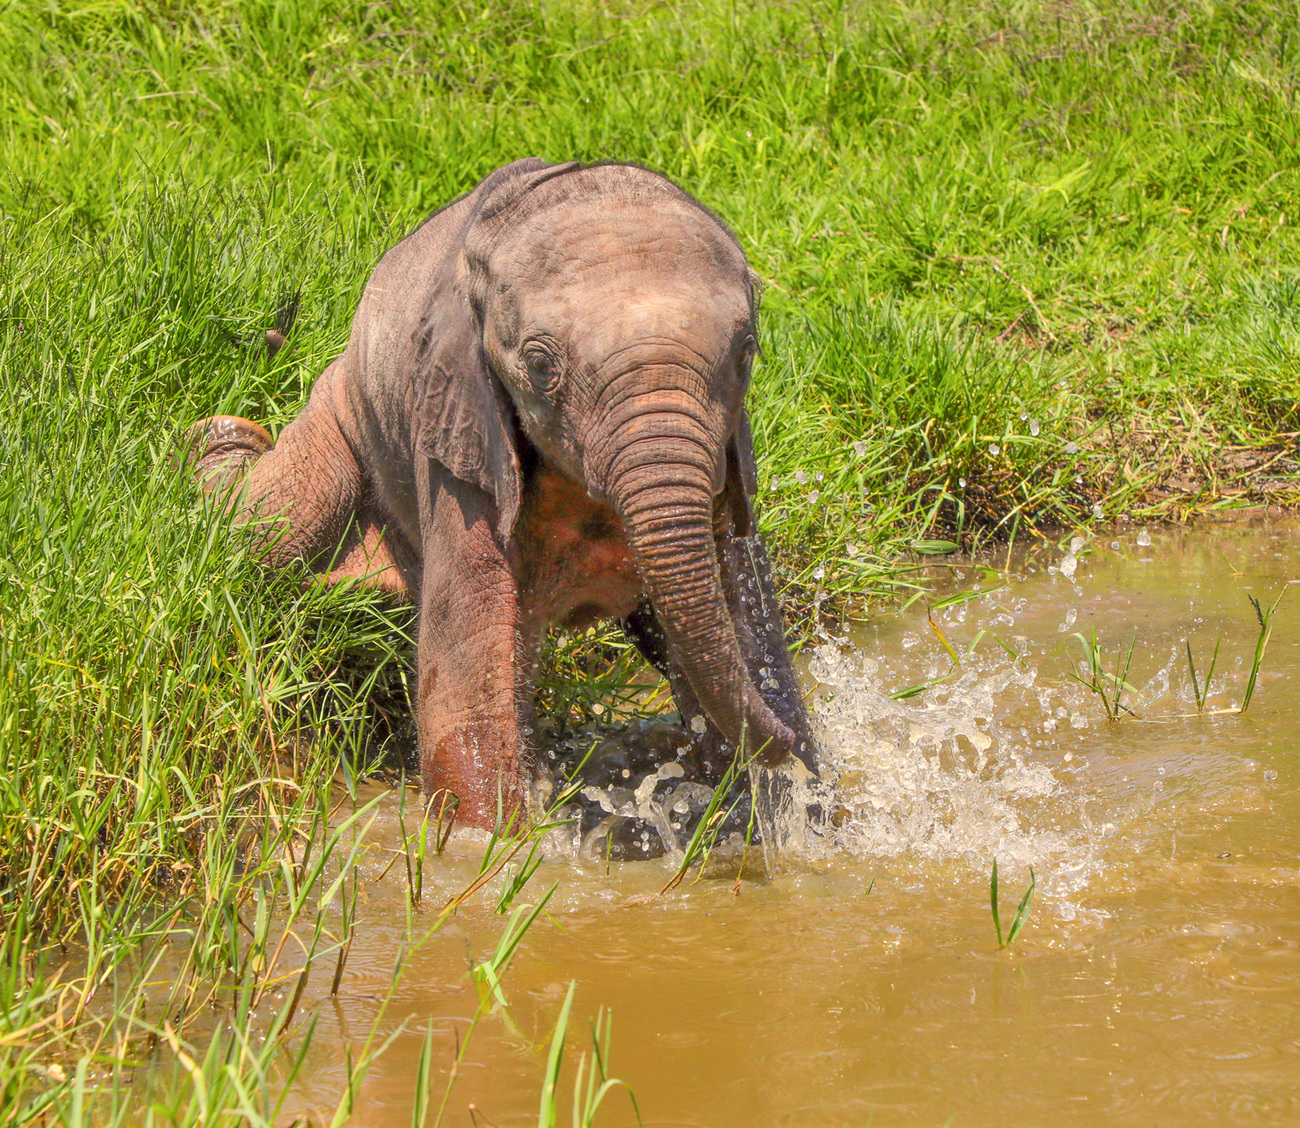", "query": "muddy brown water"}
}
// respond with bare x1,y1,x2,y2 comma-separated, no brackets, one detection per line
269,520,1300,1126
